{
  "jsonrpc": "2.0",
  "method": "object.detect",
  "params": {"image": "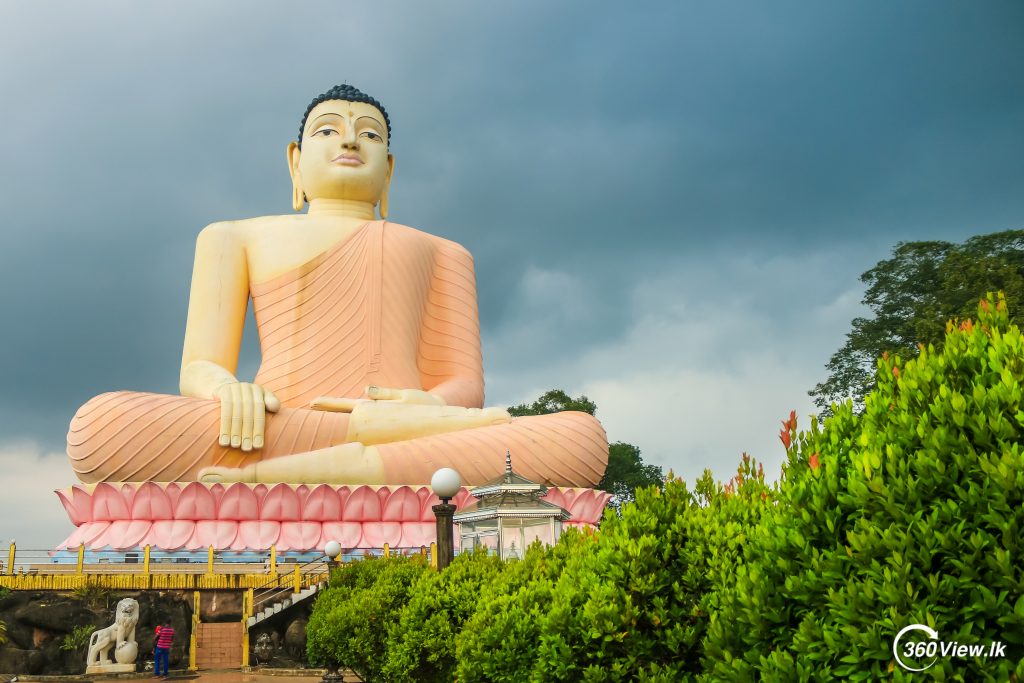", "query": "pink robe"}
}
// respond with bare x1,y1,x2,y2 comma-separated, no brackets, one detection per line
67,221,608,486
